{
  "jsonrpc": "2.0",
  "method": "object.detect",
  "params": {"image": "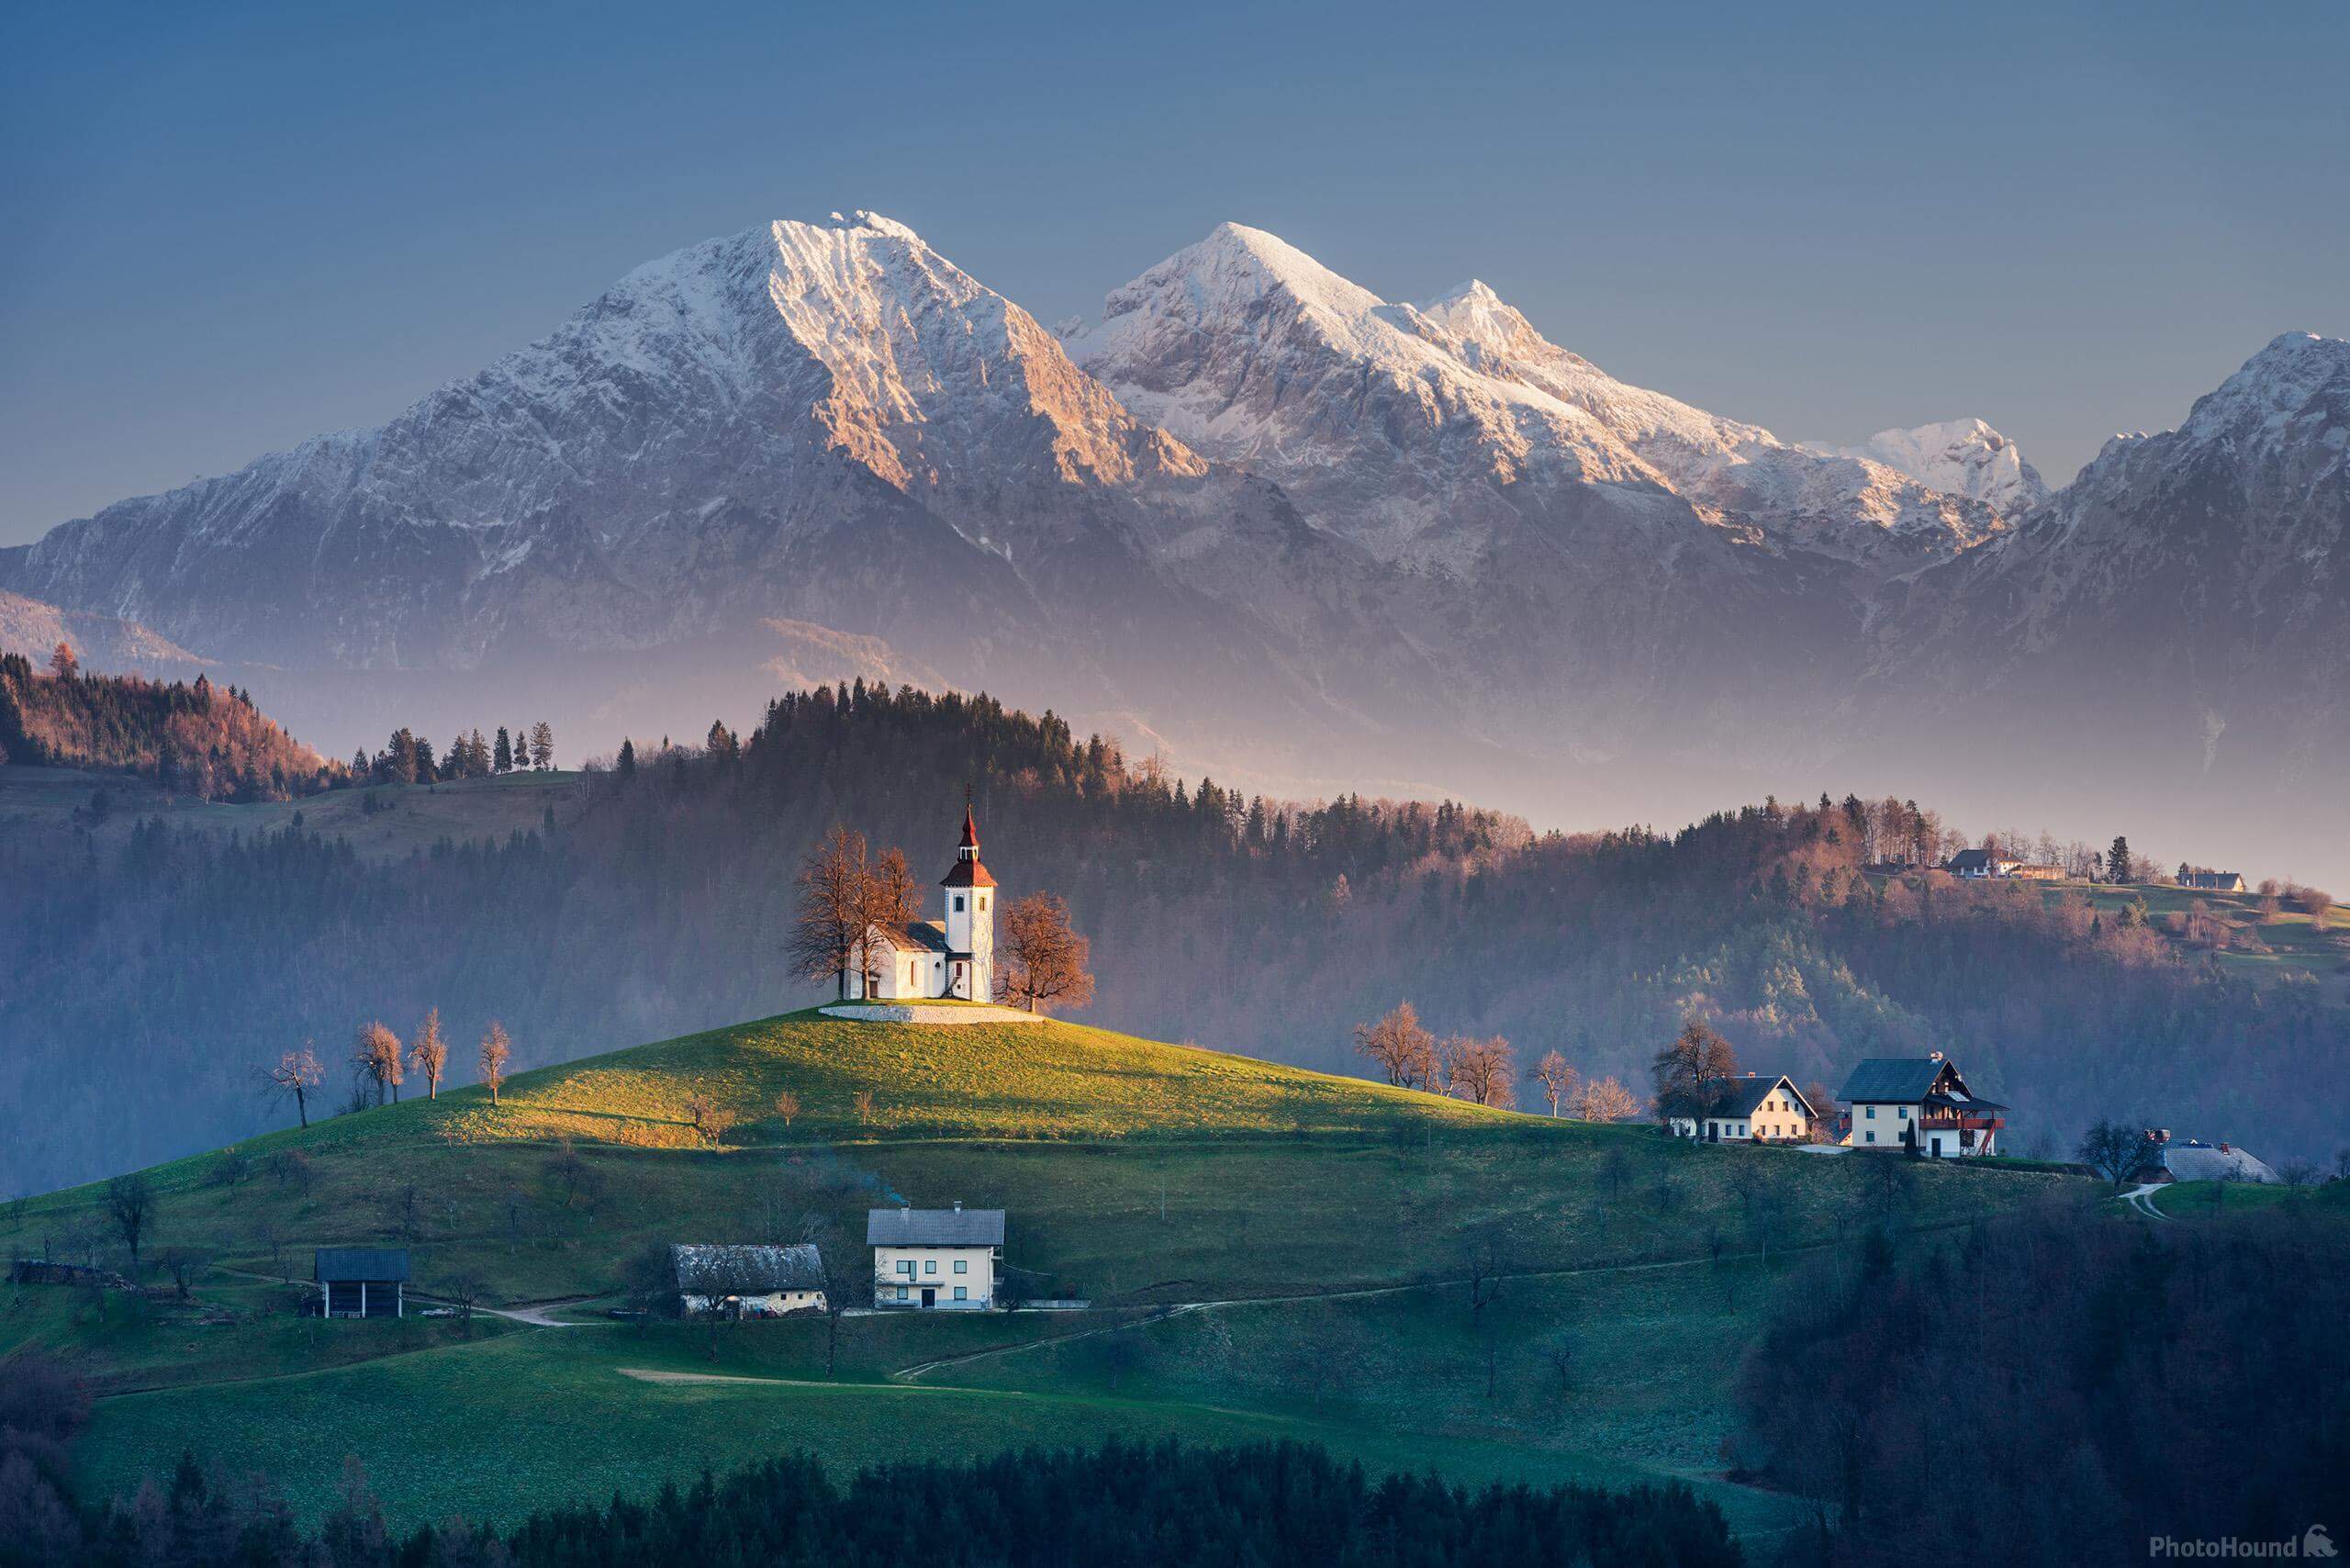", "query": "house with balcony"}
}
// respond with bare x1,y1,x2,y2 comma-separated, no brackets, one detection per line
1838,1053,2006,1157
869,1203,1003,1309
